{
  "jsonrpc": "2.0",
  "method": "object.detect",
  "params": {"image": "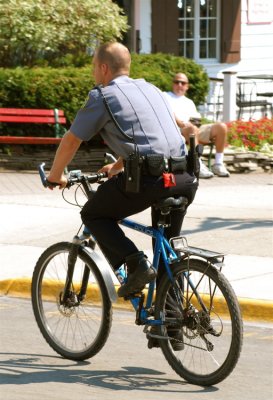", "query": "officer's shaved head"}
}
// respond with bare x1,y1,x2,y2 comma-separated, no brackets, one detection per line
95,42,131,75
